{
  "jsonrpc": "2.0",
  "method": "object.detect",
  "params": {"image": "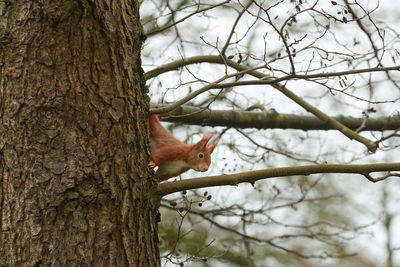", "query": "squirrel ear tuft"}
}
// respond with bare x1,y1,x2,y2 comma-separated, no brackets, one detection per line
207,137,219,153
195,132,215,149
